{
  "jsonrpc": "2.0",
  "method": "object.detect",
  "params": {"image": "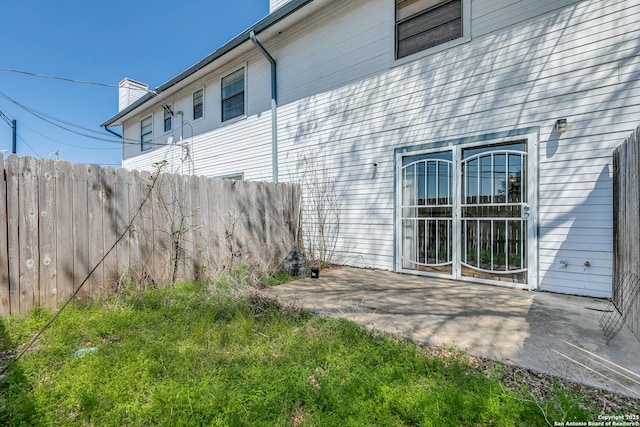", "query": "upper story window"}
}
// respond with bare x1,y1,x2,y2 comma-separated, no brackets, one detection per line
193,89,204,120
221,68,245,122
141,115,153,151
163,105,172,132
396,0,463,59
